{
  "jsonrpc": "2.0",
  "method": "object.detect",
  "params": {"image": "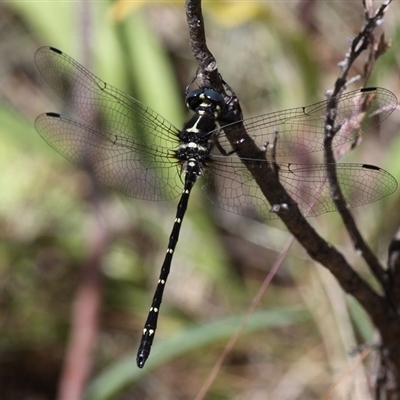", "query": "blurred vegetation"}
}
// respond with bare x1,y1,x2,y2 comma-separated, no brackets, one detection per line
0,1,399,399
